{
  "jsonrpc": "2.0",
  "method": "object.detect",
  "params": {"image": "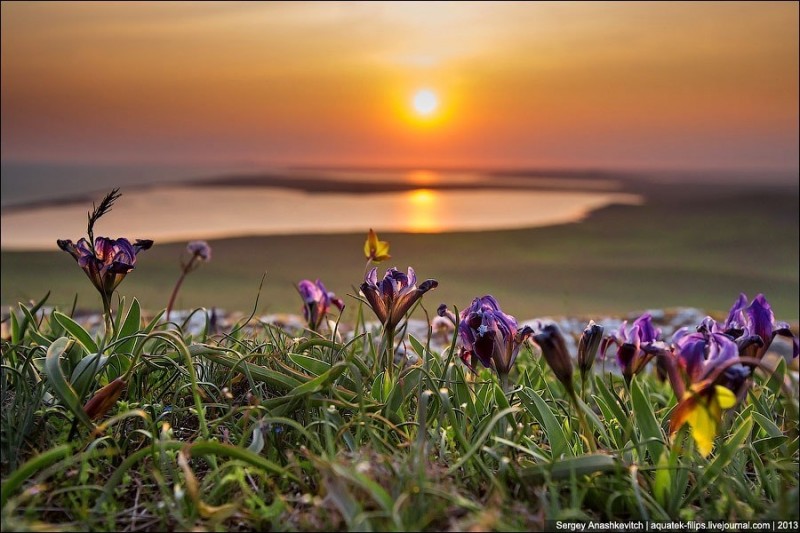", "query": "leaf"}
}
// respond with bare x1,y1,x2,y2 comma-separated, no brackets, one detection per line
44,337,94,430
69,352,109,398
285,362,347,397
53,312,98,354
594,374,629,431
407,335,429,363
764,357,787,396
518,453,617,484
12,291,50,344
371,372,386,402
494,381,511,411
247,425,265,454
518,387,573,458
631,378,664,462
576,396,611,447
1,444,71,509
115,298,141,354
9,310,20,345
752,411,784,438
653,450,671,509
289,352,332,376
